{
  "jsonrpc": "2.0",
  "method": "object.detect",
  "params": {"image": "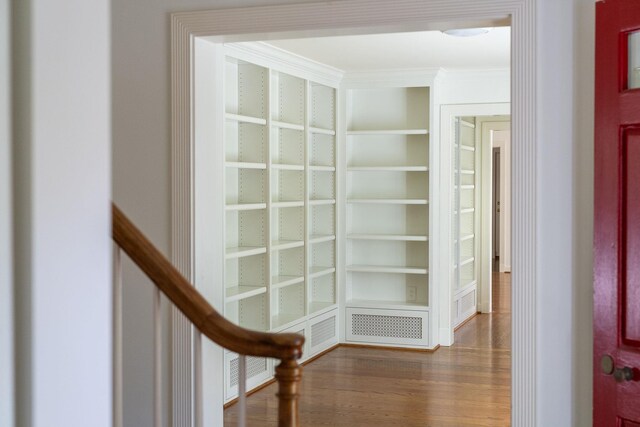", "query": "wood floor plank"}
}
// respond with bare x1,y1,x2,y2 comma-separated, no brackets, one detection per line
225,270,512,426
